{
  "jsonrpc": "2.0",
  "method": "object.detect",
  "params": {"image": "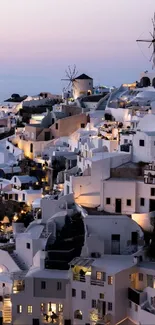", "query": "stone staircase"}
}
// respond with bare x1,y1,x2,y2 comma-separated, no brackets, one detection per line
10,252,27,271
